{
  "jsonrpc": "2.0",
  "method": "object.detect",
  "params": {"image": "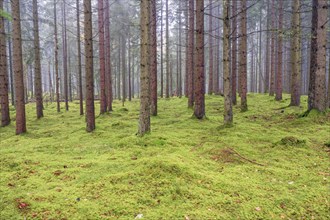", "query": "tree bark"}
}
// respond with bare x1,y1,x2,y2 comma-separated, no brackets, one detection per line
160,0,164,98
275,0,283,101
84,0,95,132
76,0,83,115
165,0,169,98
138,0,150,135
231,0,237,104
187,0,194,108
239,0,248,112
62,0,69,110
54,0,60,113
0,0,10,126
269,0,275,96
290,0,301,106
12,0,26,134
223,0,233,125
208,0,213,95
122,35,126,106
150,0,157,116
194,0,205,119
